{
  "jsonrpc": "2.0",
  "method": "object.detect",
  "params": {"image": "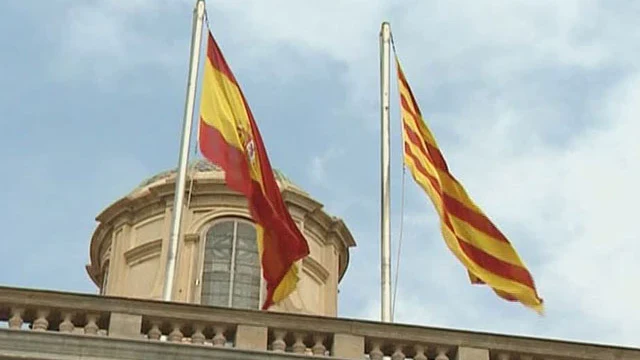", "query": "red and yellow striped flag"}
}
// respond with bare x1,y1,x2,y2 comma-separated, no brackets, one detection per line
198,30,310,310
396,57,544,313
